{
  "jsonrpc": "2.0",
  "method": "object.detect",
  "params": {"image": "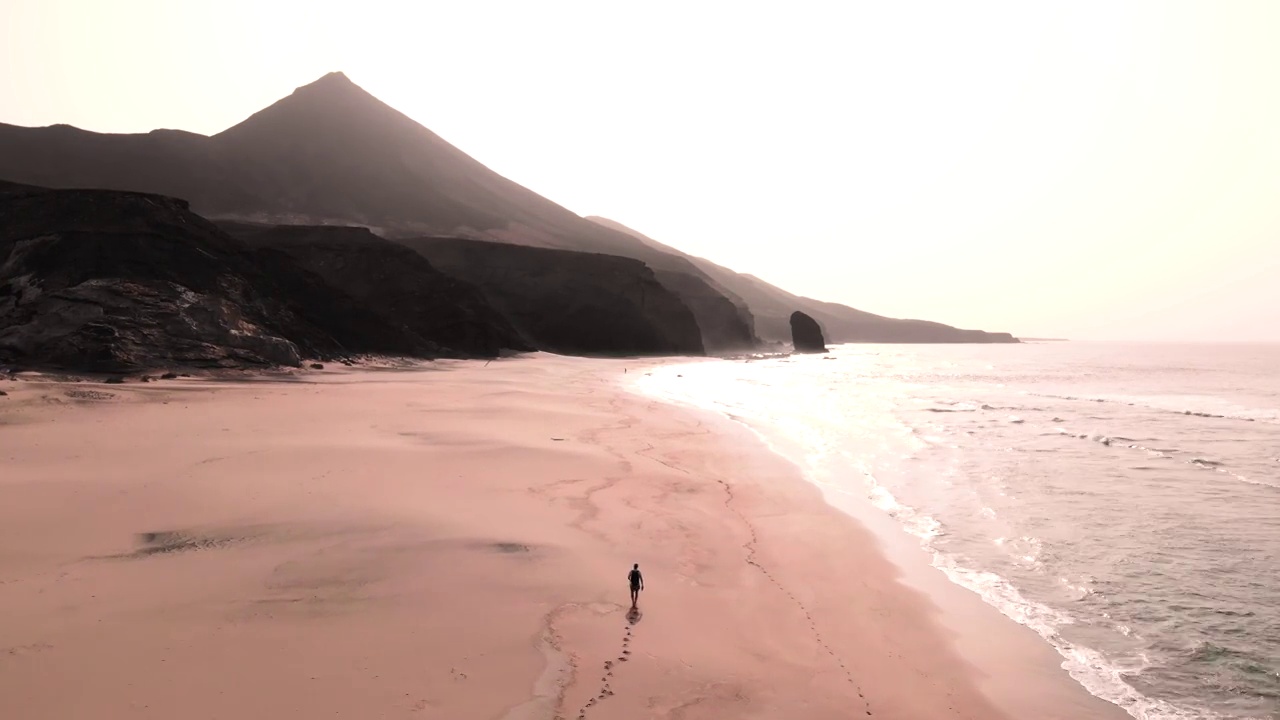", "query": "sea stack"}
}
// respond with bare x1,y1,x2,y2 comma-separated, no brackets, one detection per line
790,311,827,353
